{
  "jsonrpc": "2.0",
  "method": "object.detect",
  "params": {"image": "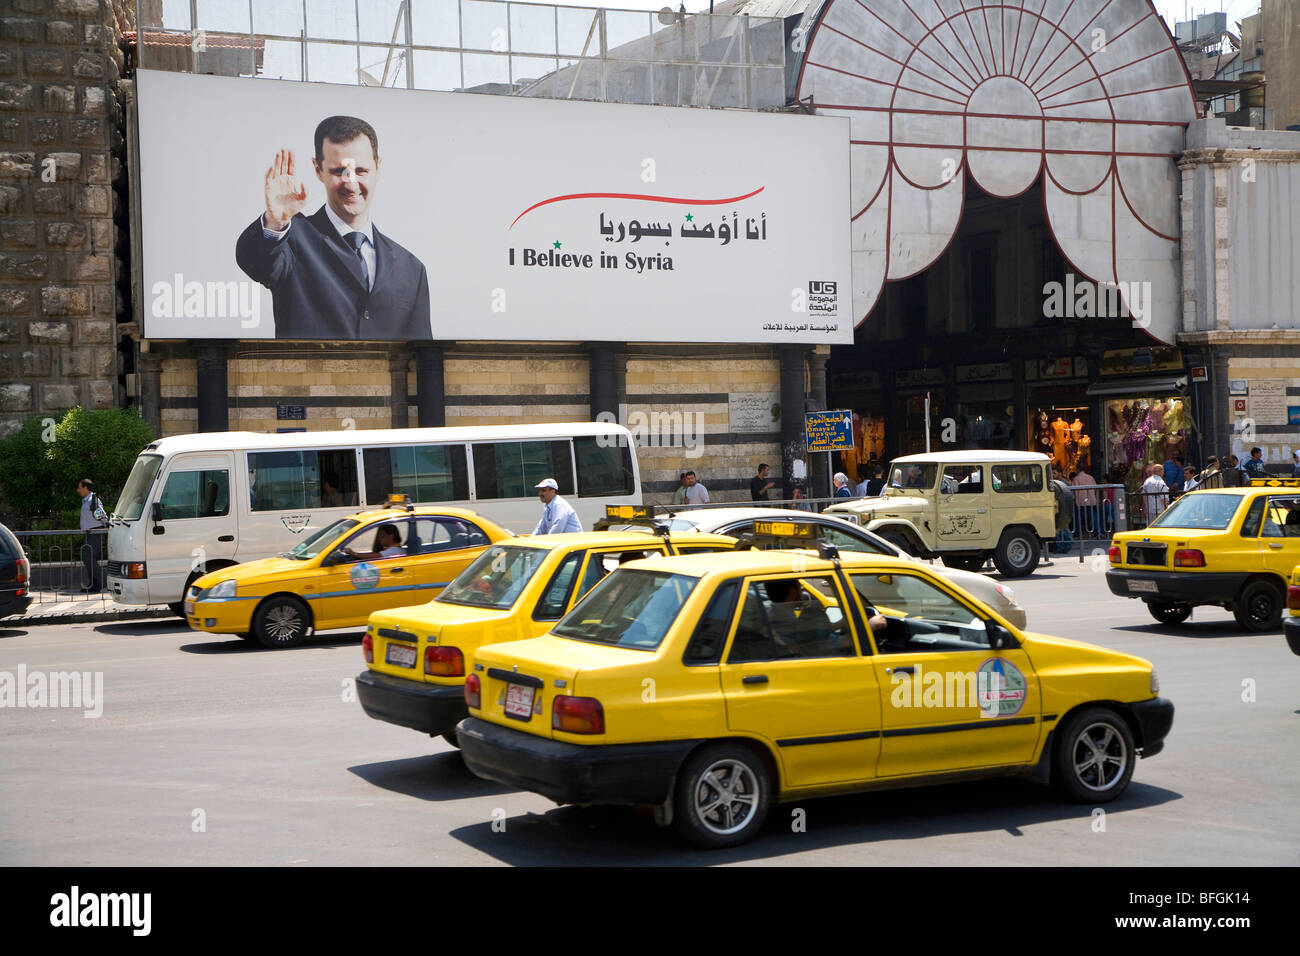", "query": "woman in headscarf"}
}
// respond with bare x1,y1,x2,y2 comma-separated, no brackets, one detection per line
833,472,852,498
